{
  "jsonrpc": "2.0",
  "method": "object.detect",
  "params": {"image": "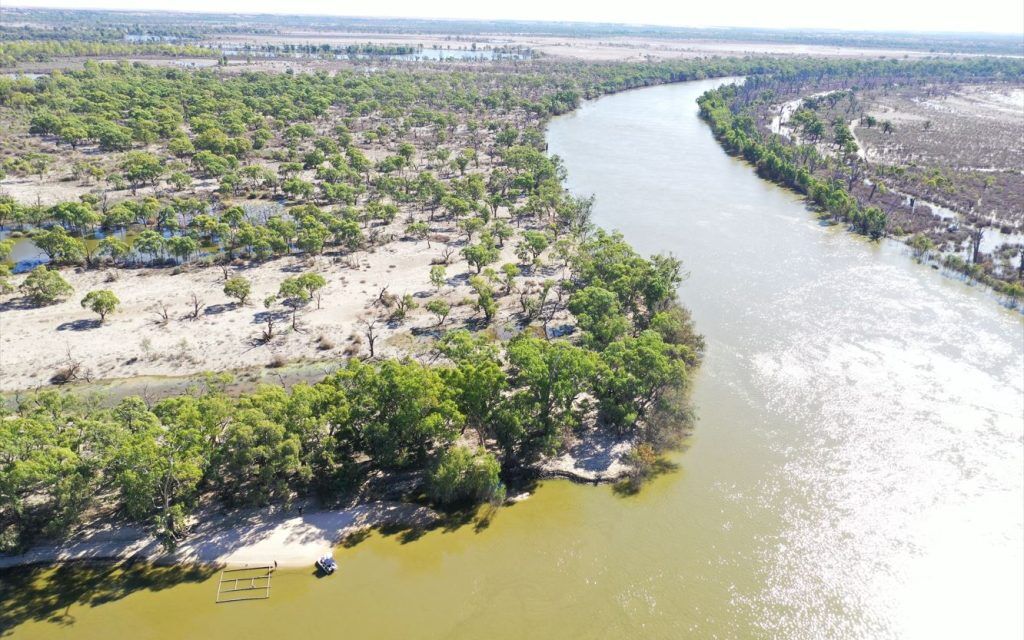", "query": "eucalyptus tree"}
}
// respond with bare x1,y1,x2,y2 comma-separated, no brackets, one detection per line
20,266,73,306
81,290,120,322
